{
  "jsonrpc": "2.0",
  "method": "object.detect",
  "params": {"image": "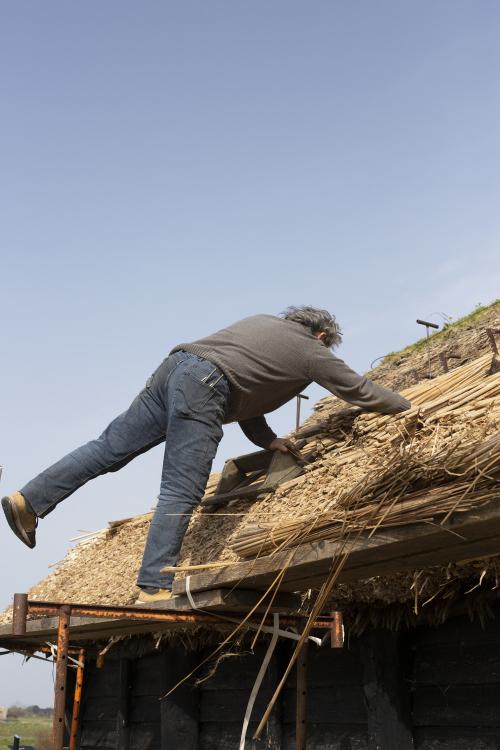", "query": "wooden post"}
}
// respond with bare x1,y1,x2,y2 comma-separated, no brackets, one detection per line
116,658,130,750
295,642,308,750
360,629,415,750
160,647,199,749
69,648,86,750
53,605,71,750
